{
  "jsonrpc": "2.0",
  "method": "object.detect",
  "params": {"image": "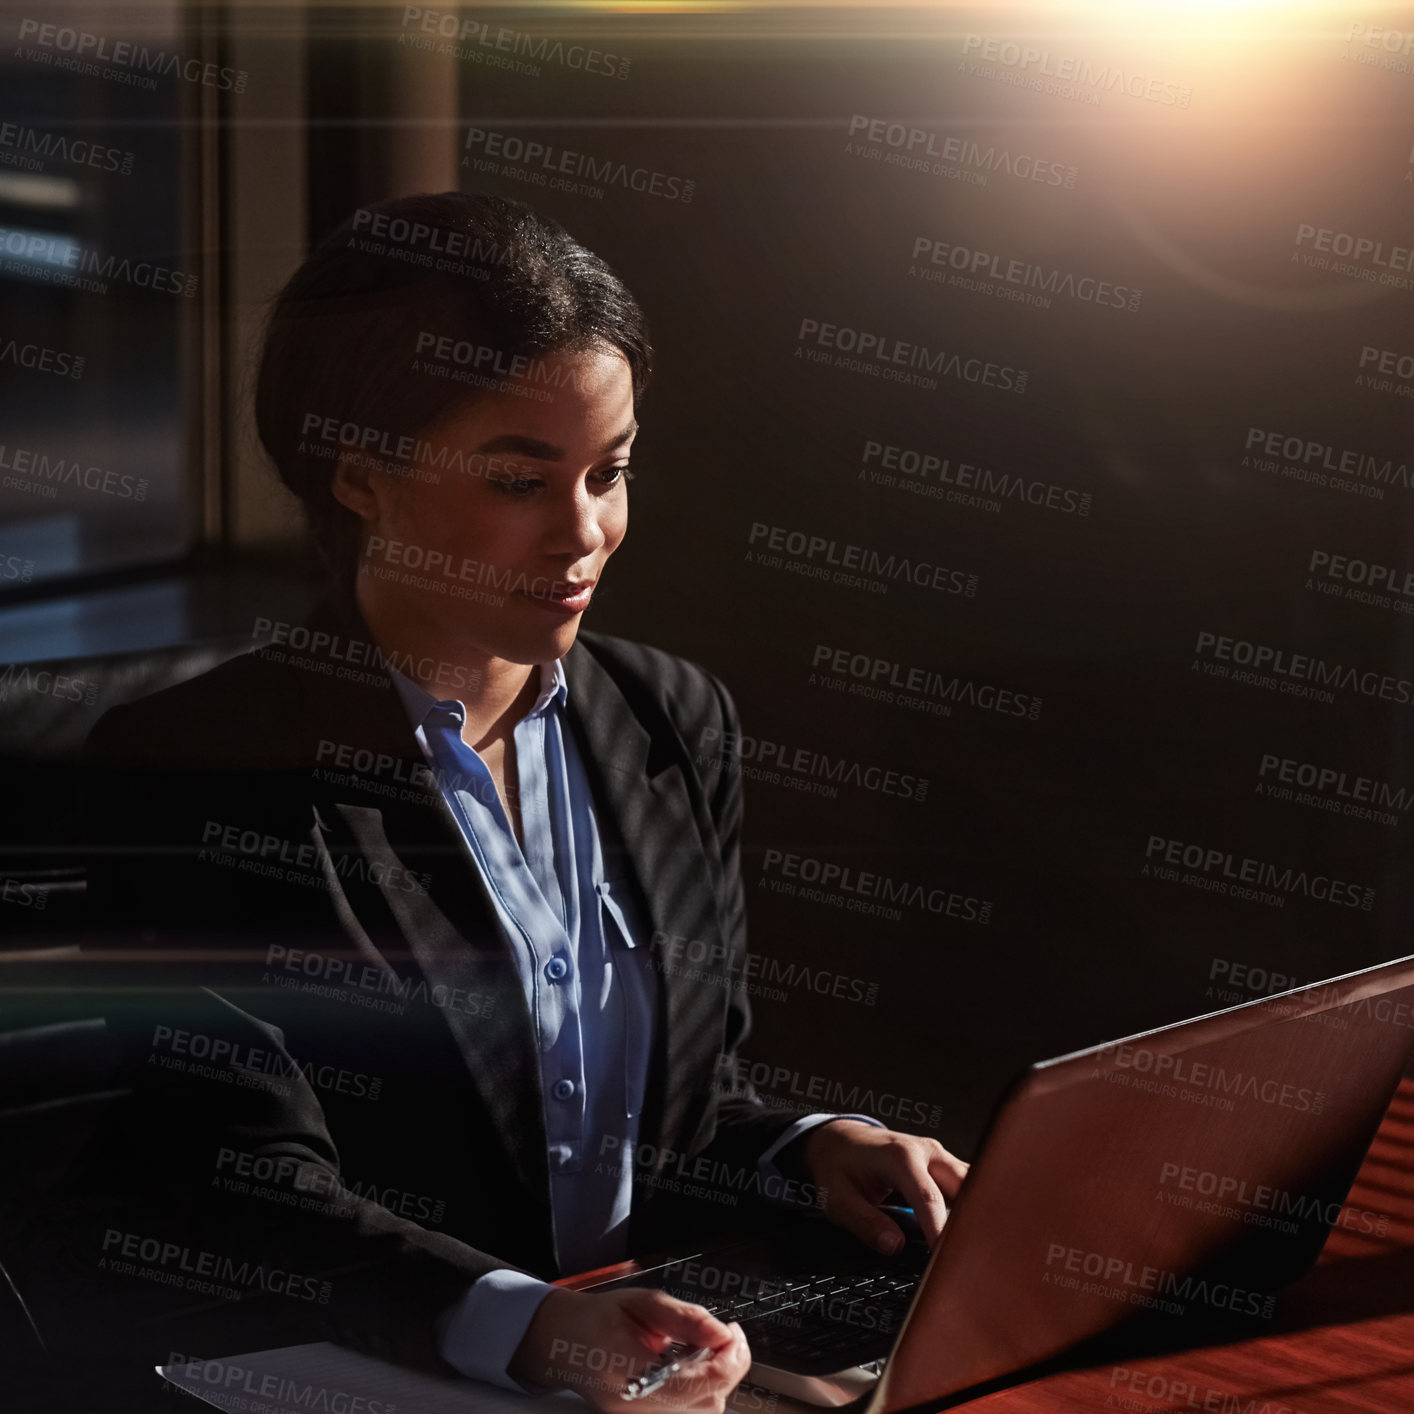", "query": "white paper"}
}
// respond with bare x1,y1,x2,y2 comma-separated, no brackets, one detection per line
158,1341,582,1414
